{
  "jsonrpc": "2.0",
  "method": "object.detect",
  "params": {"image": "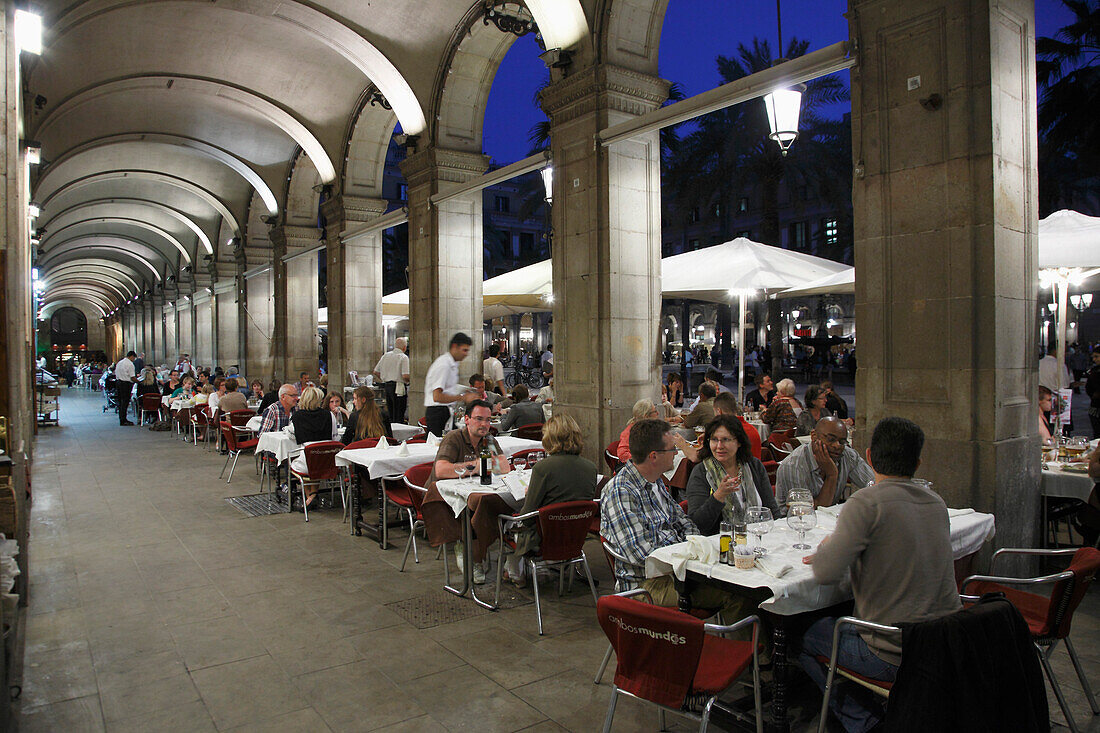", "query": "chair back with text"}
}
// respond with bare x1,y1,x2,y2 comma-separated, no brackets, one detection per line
140,393,161,412
597,594,705,708
227,409,253,428
535,500,598,563
302,441,344,481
